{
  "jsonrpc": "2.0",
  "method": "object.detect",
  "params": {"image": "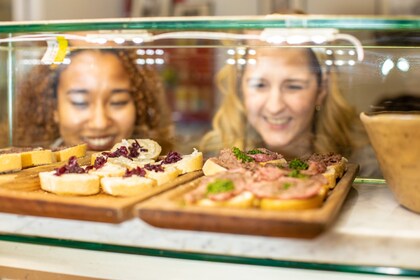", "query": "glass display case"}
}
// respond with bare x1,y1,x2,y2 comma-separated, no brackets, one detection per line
0,16,419,278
